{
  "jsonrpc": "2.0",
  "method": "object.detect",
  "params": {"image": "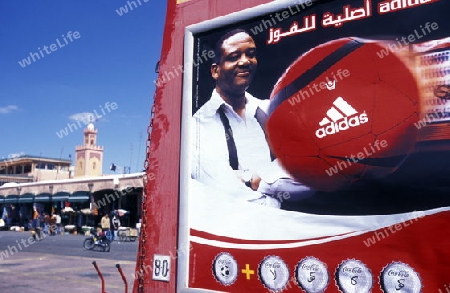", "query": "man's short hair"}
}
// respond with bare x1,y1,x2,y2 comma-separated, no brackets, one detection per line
213,29,252,64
